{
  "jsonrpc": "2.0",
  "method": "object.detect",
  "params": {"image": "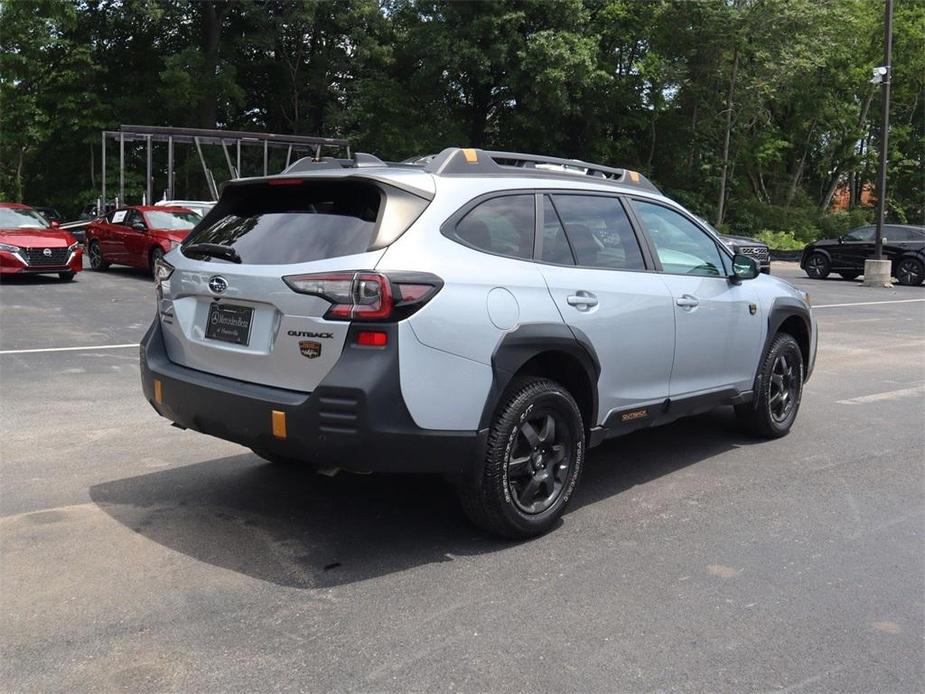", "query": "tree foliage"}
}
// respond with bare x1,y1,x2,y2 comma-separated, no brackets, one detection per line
0,0,921,234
